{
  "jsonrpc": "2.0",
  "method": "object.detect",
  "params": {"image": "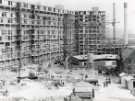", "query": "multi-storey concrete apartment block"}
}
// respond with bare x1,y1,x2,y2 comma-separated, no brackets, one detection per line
0,0,106,69
75,8,106,55
0,0,75,69
0,0,19,69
